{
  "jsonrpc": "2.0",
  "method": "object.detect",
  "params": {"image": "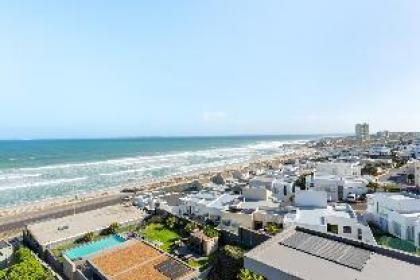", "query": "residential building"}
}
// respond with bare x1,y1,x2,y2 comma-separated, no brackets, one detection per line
306,174,369,202
244,227,420,280
355,123,370,141
80,239,196,280
0,240,13,269
24,205,144,255
366,192,420,248
316,162,362,177
369,146,392,158
284,191,375,244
